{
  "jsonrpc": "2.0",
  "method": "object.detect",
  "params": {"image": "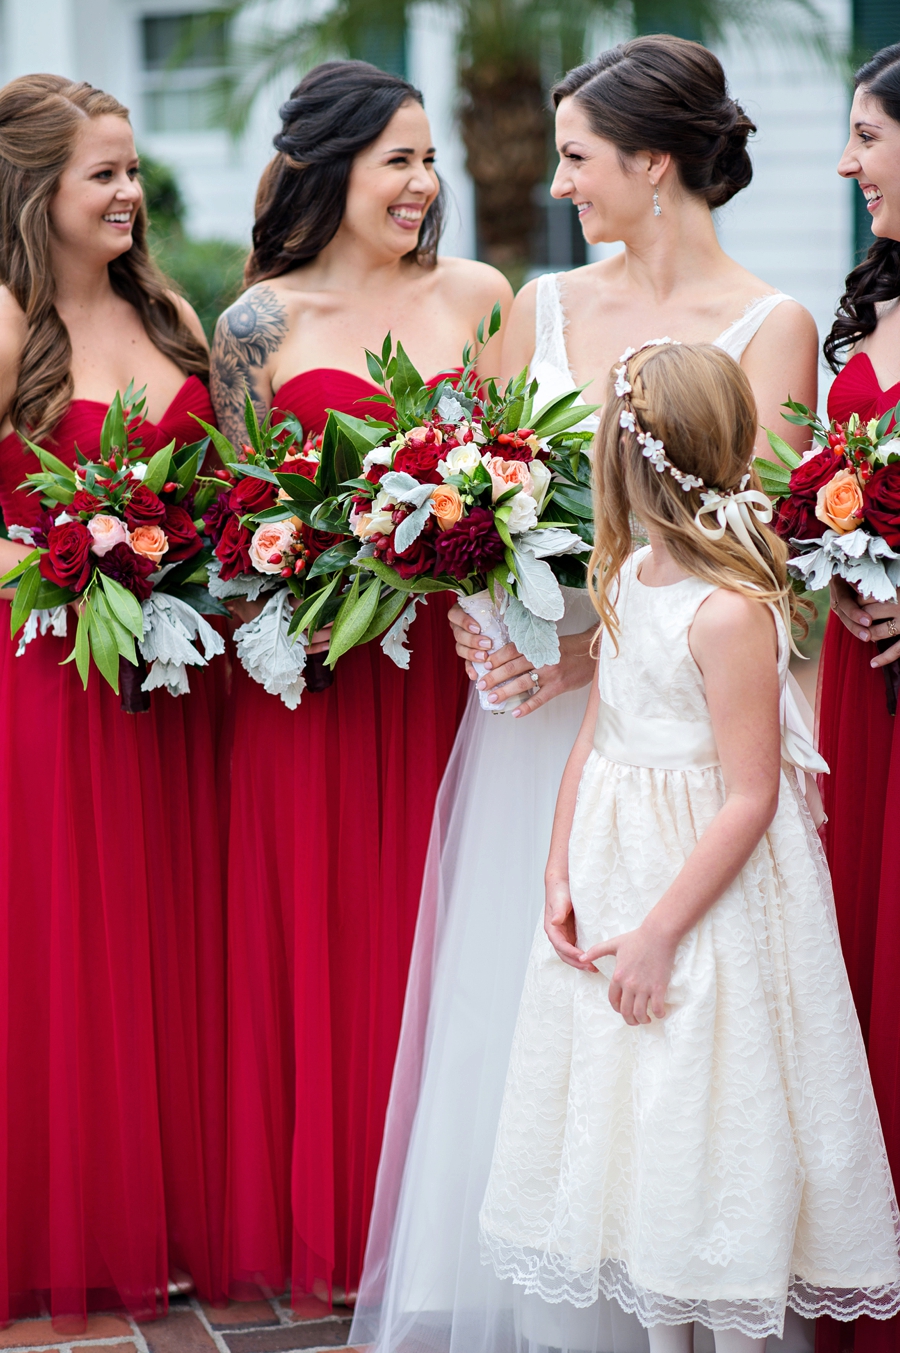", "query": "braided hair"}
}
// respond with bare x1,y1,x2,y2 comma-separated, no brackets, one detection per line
825,44,900,373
